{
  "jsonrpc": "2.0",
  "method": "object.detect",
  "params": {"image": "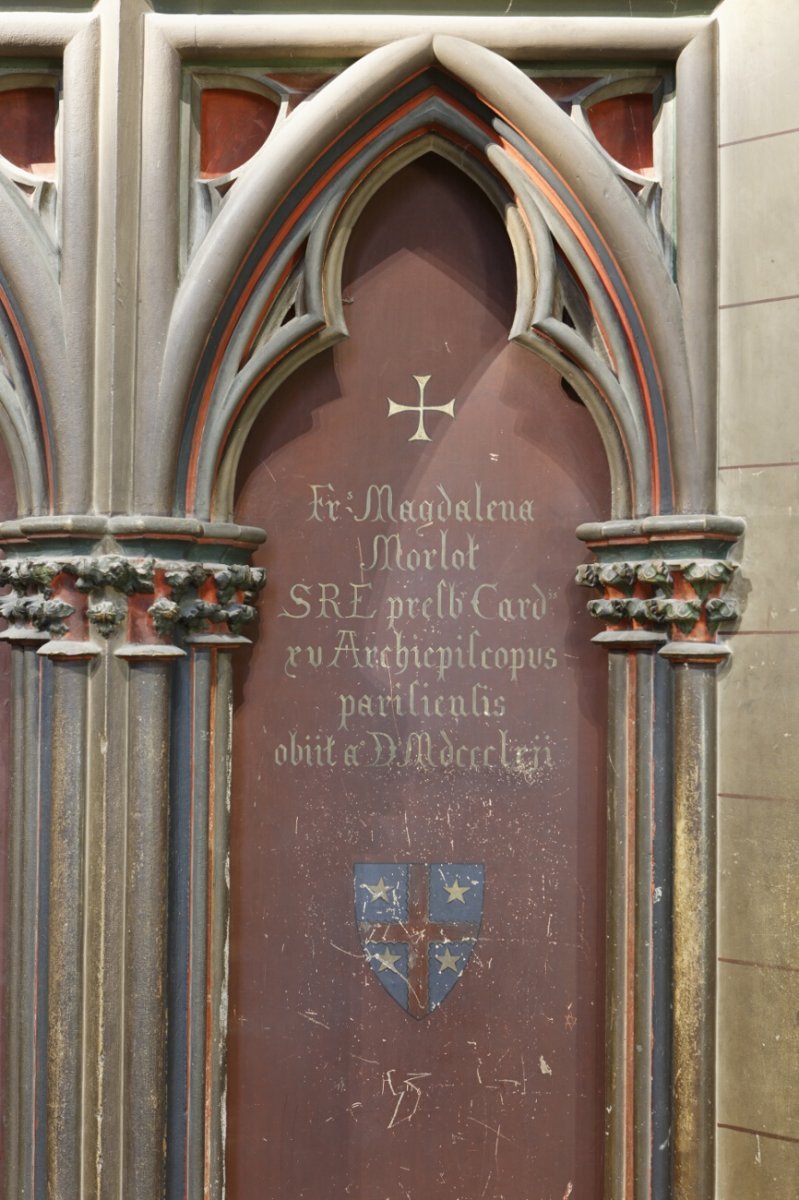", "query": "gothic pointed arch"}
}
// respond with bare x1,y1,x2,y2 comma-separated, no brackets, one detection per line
155,34,698,524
